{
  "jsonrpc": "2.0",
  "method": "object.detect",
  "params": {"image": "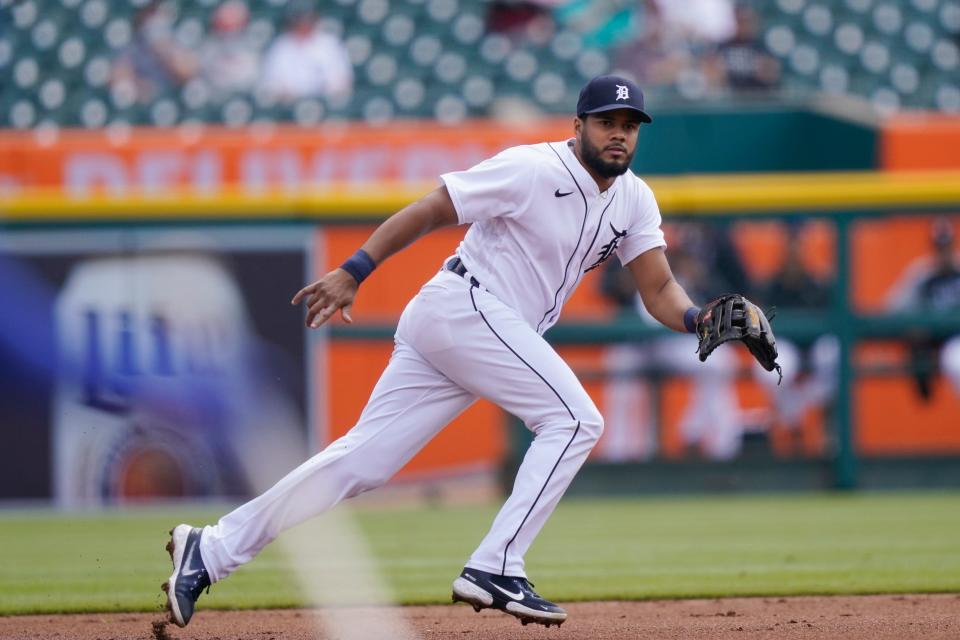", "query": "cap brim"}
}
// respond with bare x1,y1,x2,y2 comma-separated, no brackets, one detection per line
580,104,652,123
